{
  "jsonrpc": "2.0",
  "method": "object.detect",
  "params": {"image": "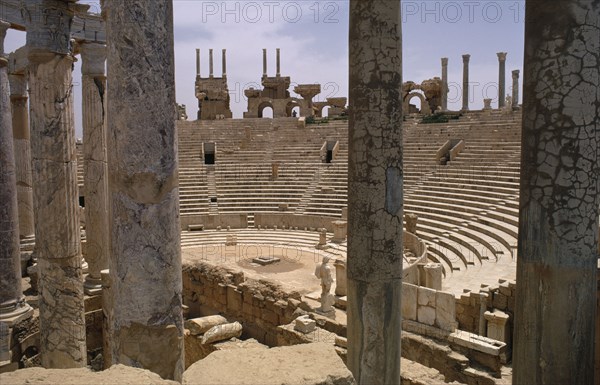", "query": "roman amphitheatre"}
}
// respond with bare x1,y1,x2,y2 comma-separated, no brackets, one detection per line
0,1,598,385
